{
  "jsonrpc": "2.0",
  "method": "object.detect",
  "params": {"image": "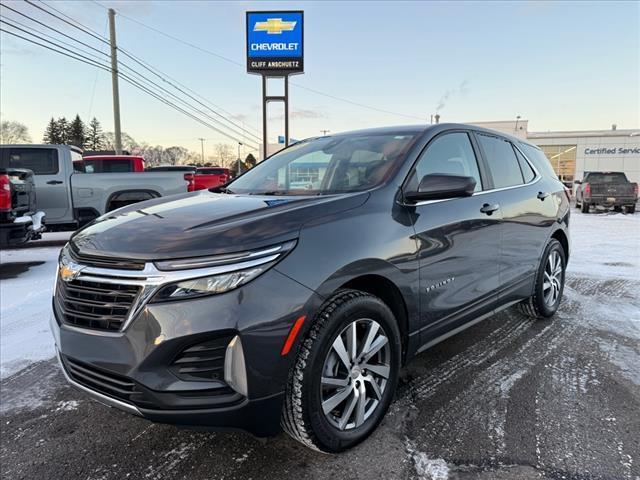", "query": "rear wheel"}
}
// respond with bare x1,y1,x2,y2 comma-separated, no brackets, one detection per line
626,205,636,214
519,239,566,319
580,202,589,214
282,289,401,452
